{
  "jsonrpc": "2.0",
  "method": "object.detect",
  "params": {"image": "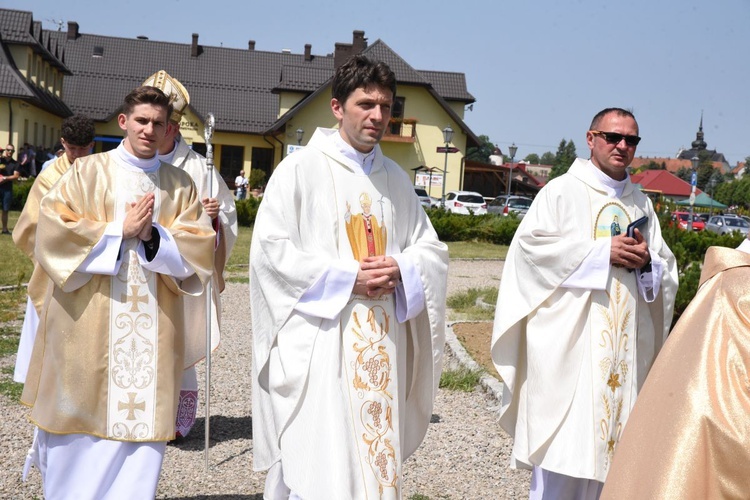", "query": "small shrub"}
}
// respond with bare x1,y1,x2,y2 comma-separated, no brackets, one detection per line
12,178,34,211
236,197,262,227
